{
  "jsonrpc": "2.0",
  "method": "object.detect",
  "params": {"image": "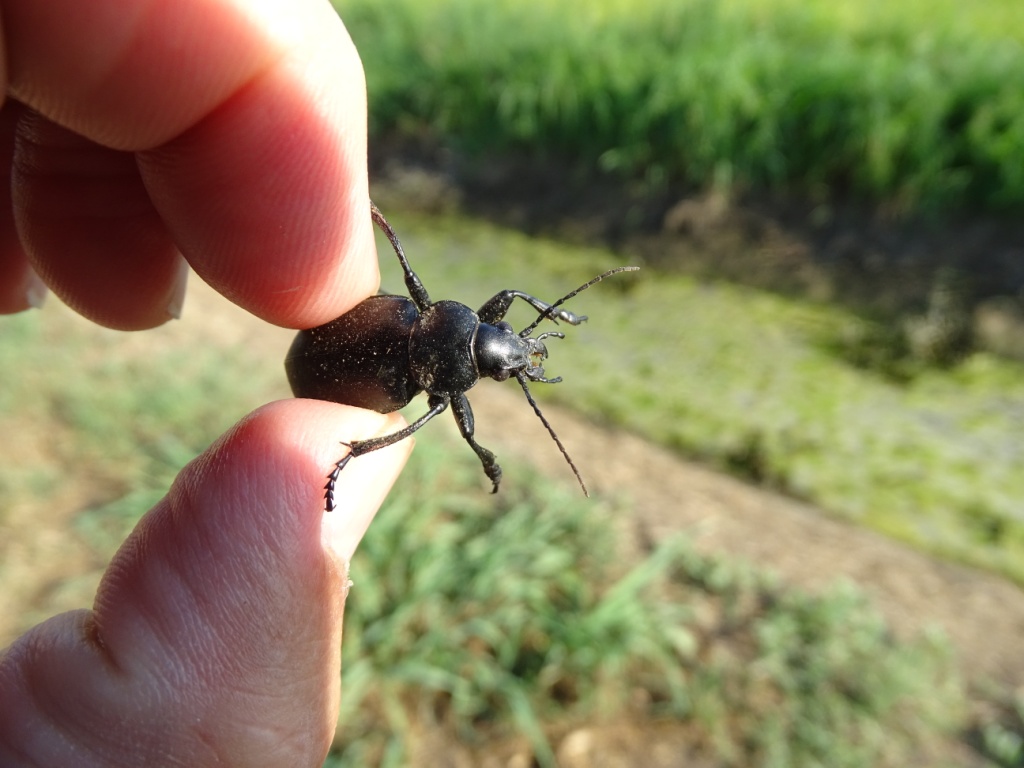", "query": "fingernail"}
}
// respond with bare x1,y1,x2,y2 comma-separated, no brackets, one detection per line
24,268,48,309
166,257,189,319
